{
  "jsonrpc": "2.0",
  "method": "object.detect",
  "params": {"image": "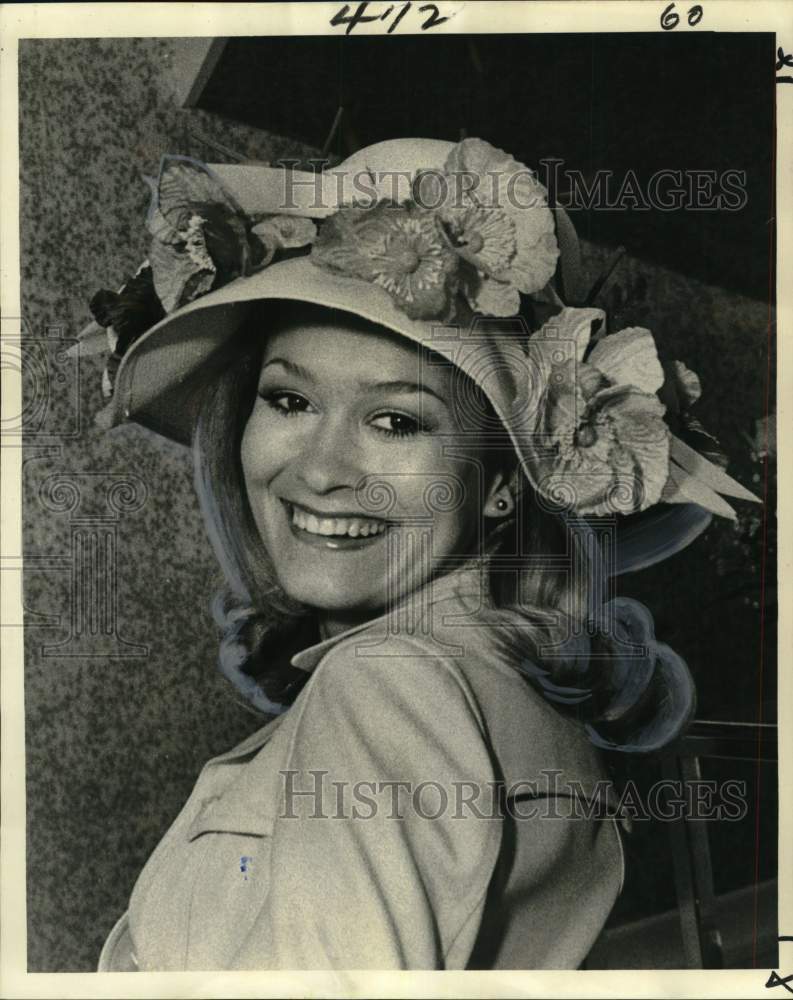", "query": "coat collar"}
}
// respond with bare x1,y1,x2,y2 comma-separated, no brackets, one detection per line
185,560,493,840
289,558,491,675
